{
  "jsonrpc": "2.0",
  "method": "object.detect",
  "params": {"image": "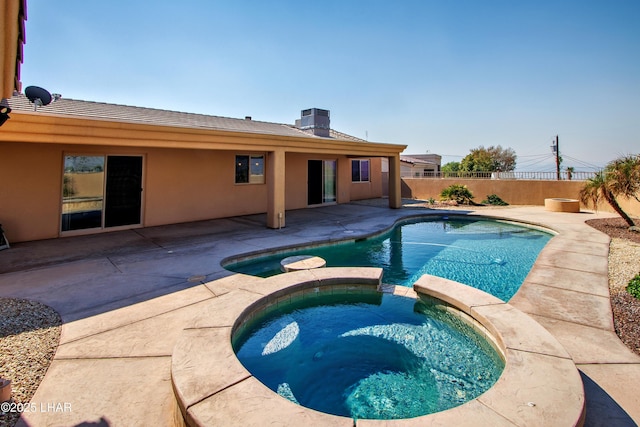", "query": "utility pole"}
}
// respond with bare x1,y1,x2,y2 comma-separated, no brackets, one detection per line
551,135,560,180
